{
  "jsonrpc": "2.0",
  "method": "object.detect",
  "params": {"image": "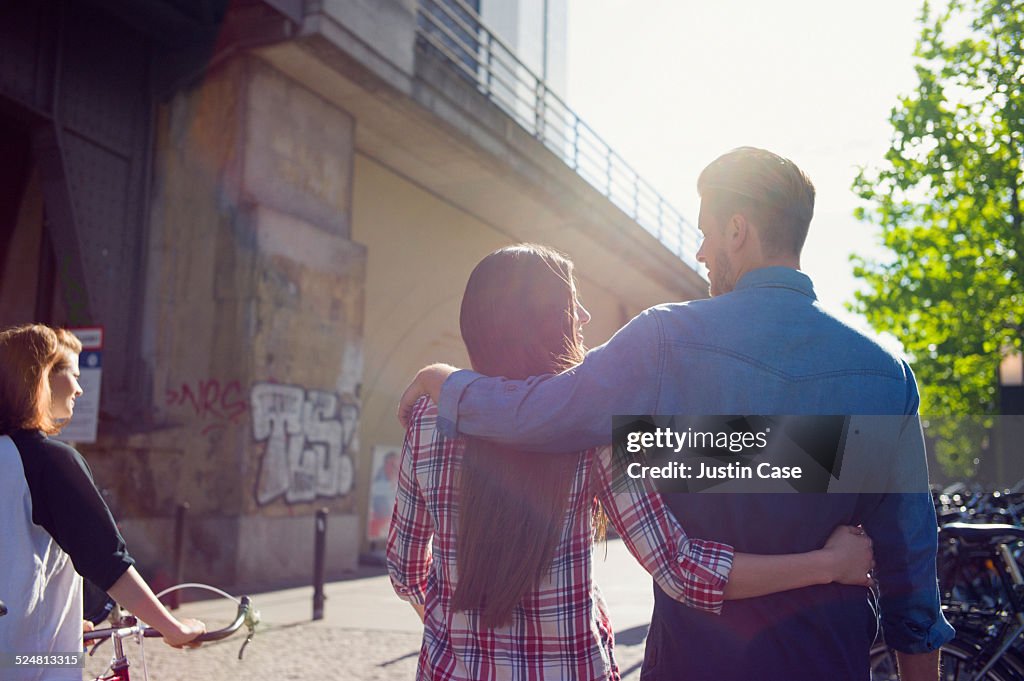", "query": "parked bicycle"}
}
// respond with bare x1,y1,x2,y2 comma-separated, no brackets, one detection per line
871,518,1024,680
84,584,259,681
935,488,1024,527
